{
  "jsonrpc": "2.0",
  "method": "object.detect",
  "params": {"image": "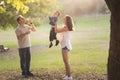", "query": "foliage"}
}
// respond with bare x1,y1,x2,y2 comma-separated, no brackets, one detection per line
0,0,34,29
0,0,34,14
0,0,61,29
27,0,61,17
26,0,62,25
